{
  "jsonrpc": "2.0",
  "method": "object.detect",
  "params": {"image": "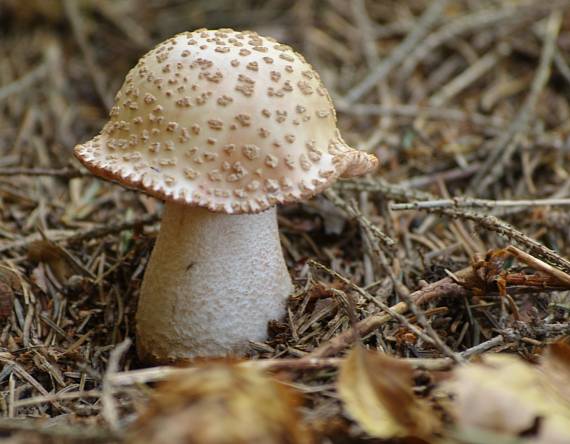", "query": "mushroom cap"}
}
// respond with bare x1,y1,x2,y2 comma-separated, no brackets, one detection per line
74,28,378,214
